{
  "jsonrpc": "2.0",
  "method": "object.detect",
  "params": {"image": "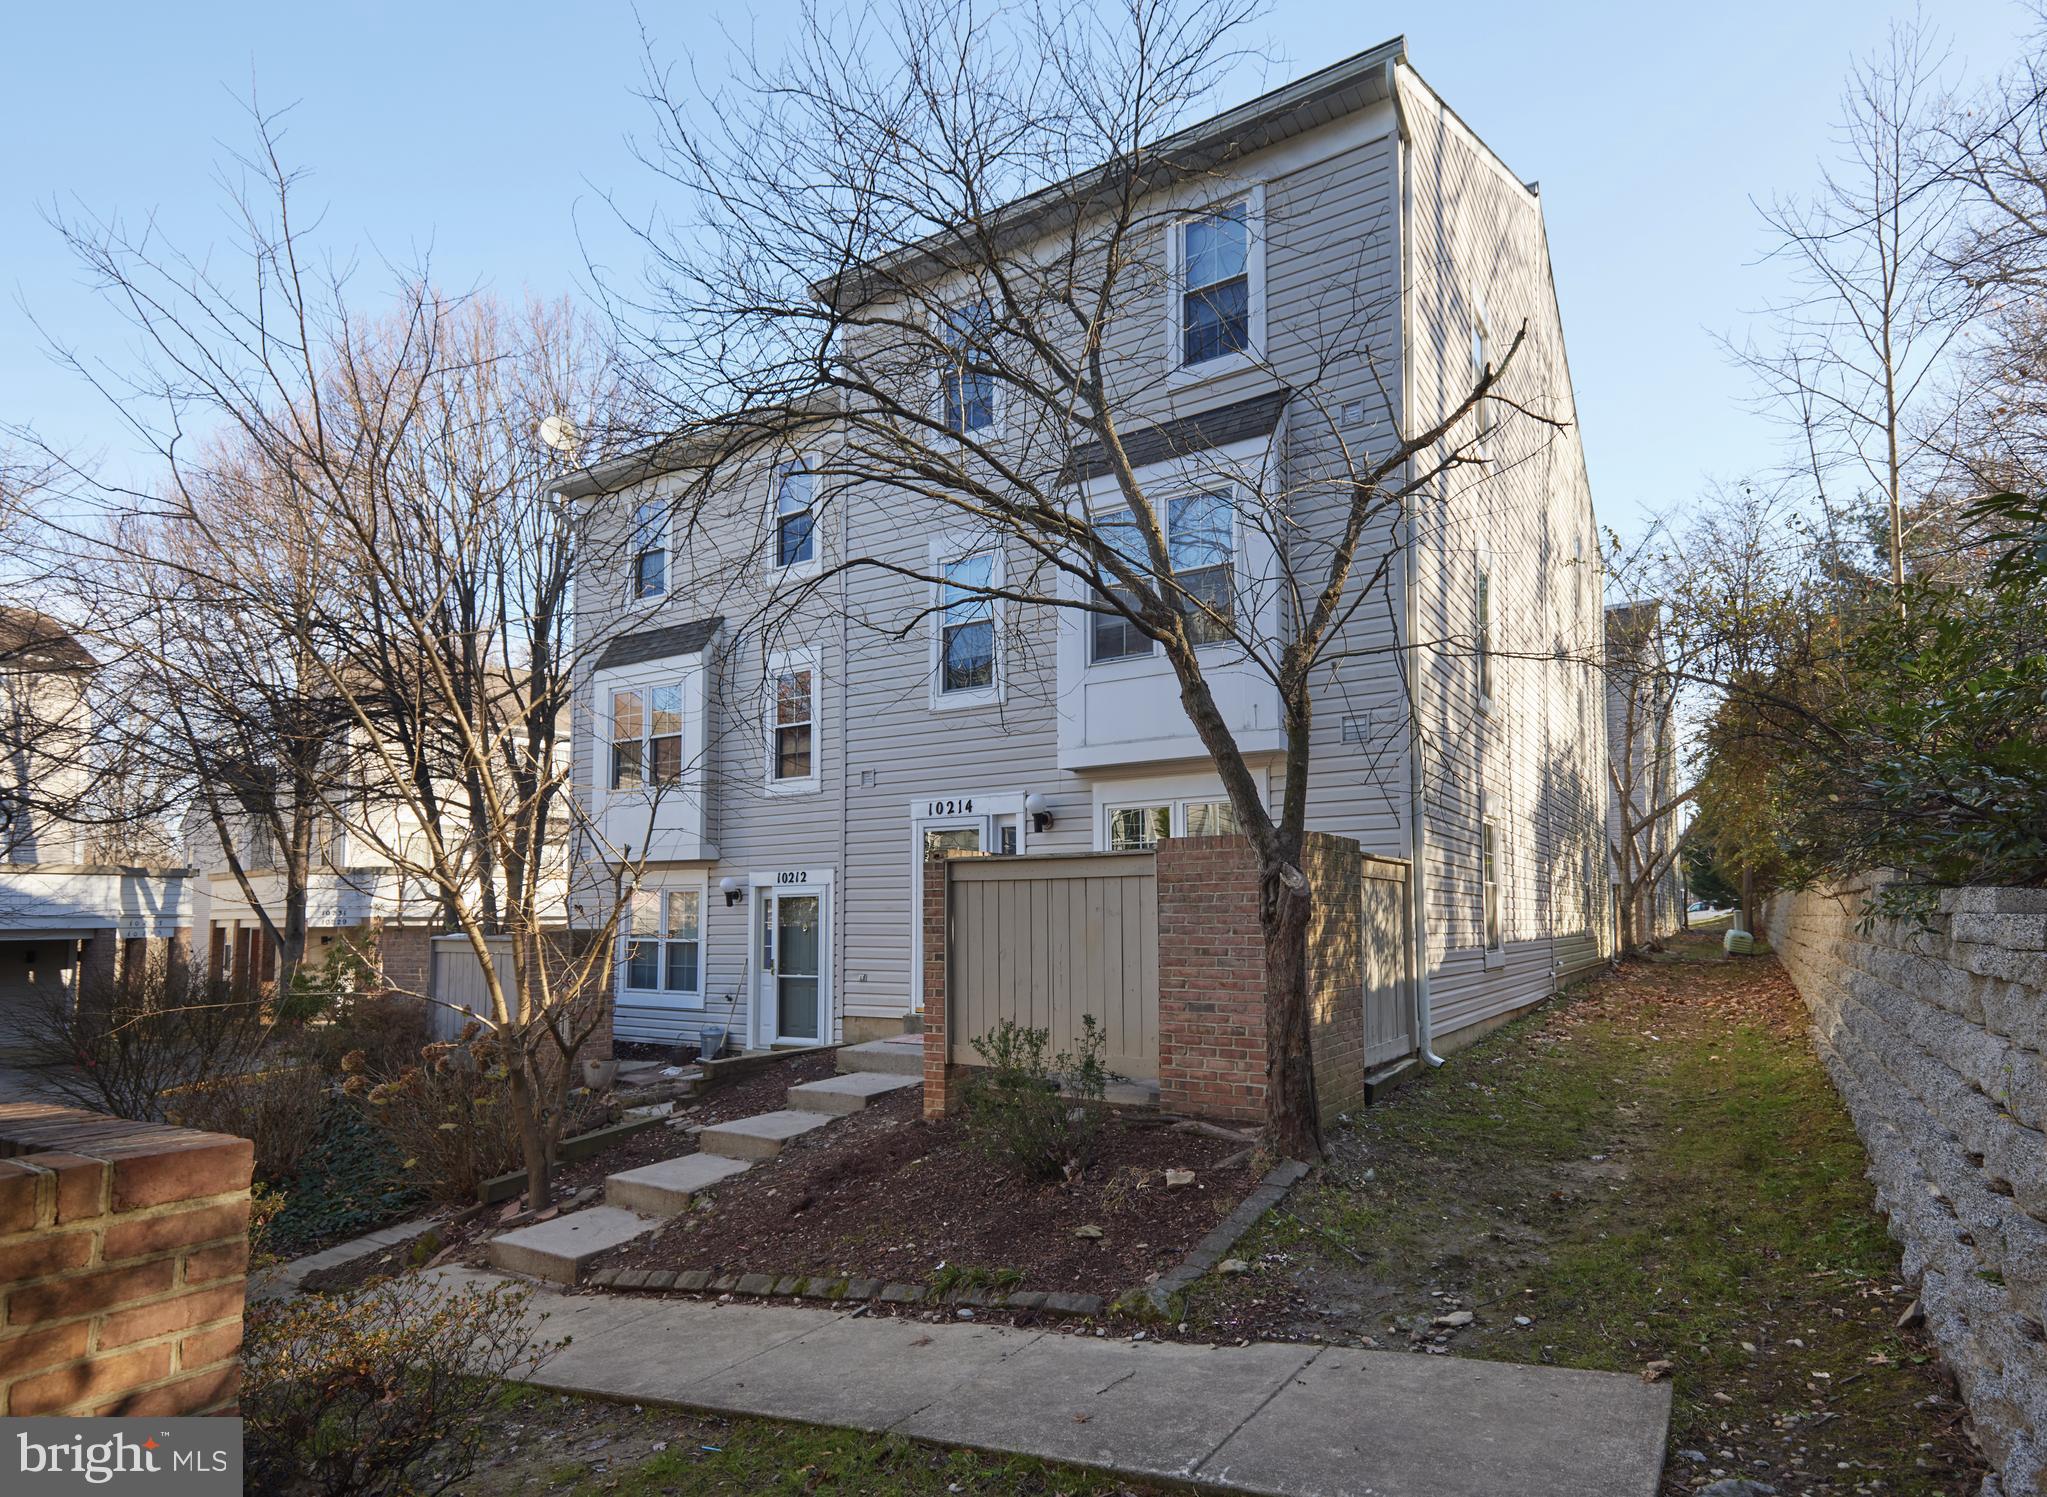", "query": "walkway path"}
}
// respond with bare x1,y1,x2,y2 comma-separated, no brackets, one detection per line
436,1265,1670,1497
